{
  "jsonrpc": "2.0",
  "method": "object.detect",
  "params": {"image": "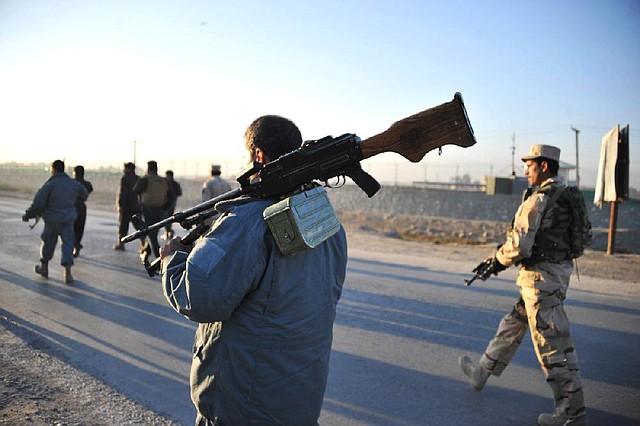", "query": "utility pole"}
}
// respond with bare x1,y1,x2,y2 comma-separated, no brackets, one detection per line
133,140,137,165
571,126,580,188
510,132,516,177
